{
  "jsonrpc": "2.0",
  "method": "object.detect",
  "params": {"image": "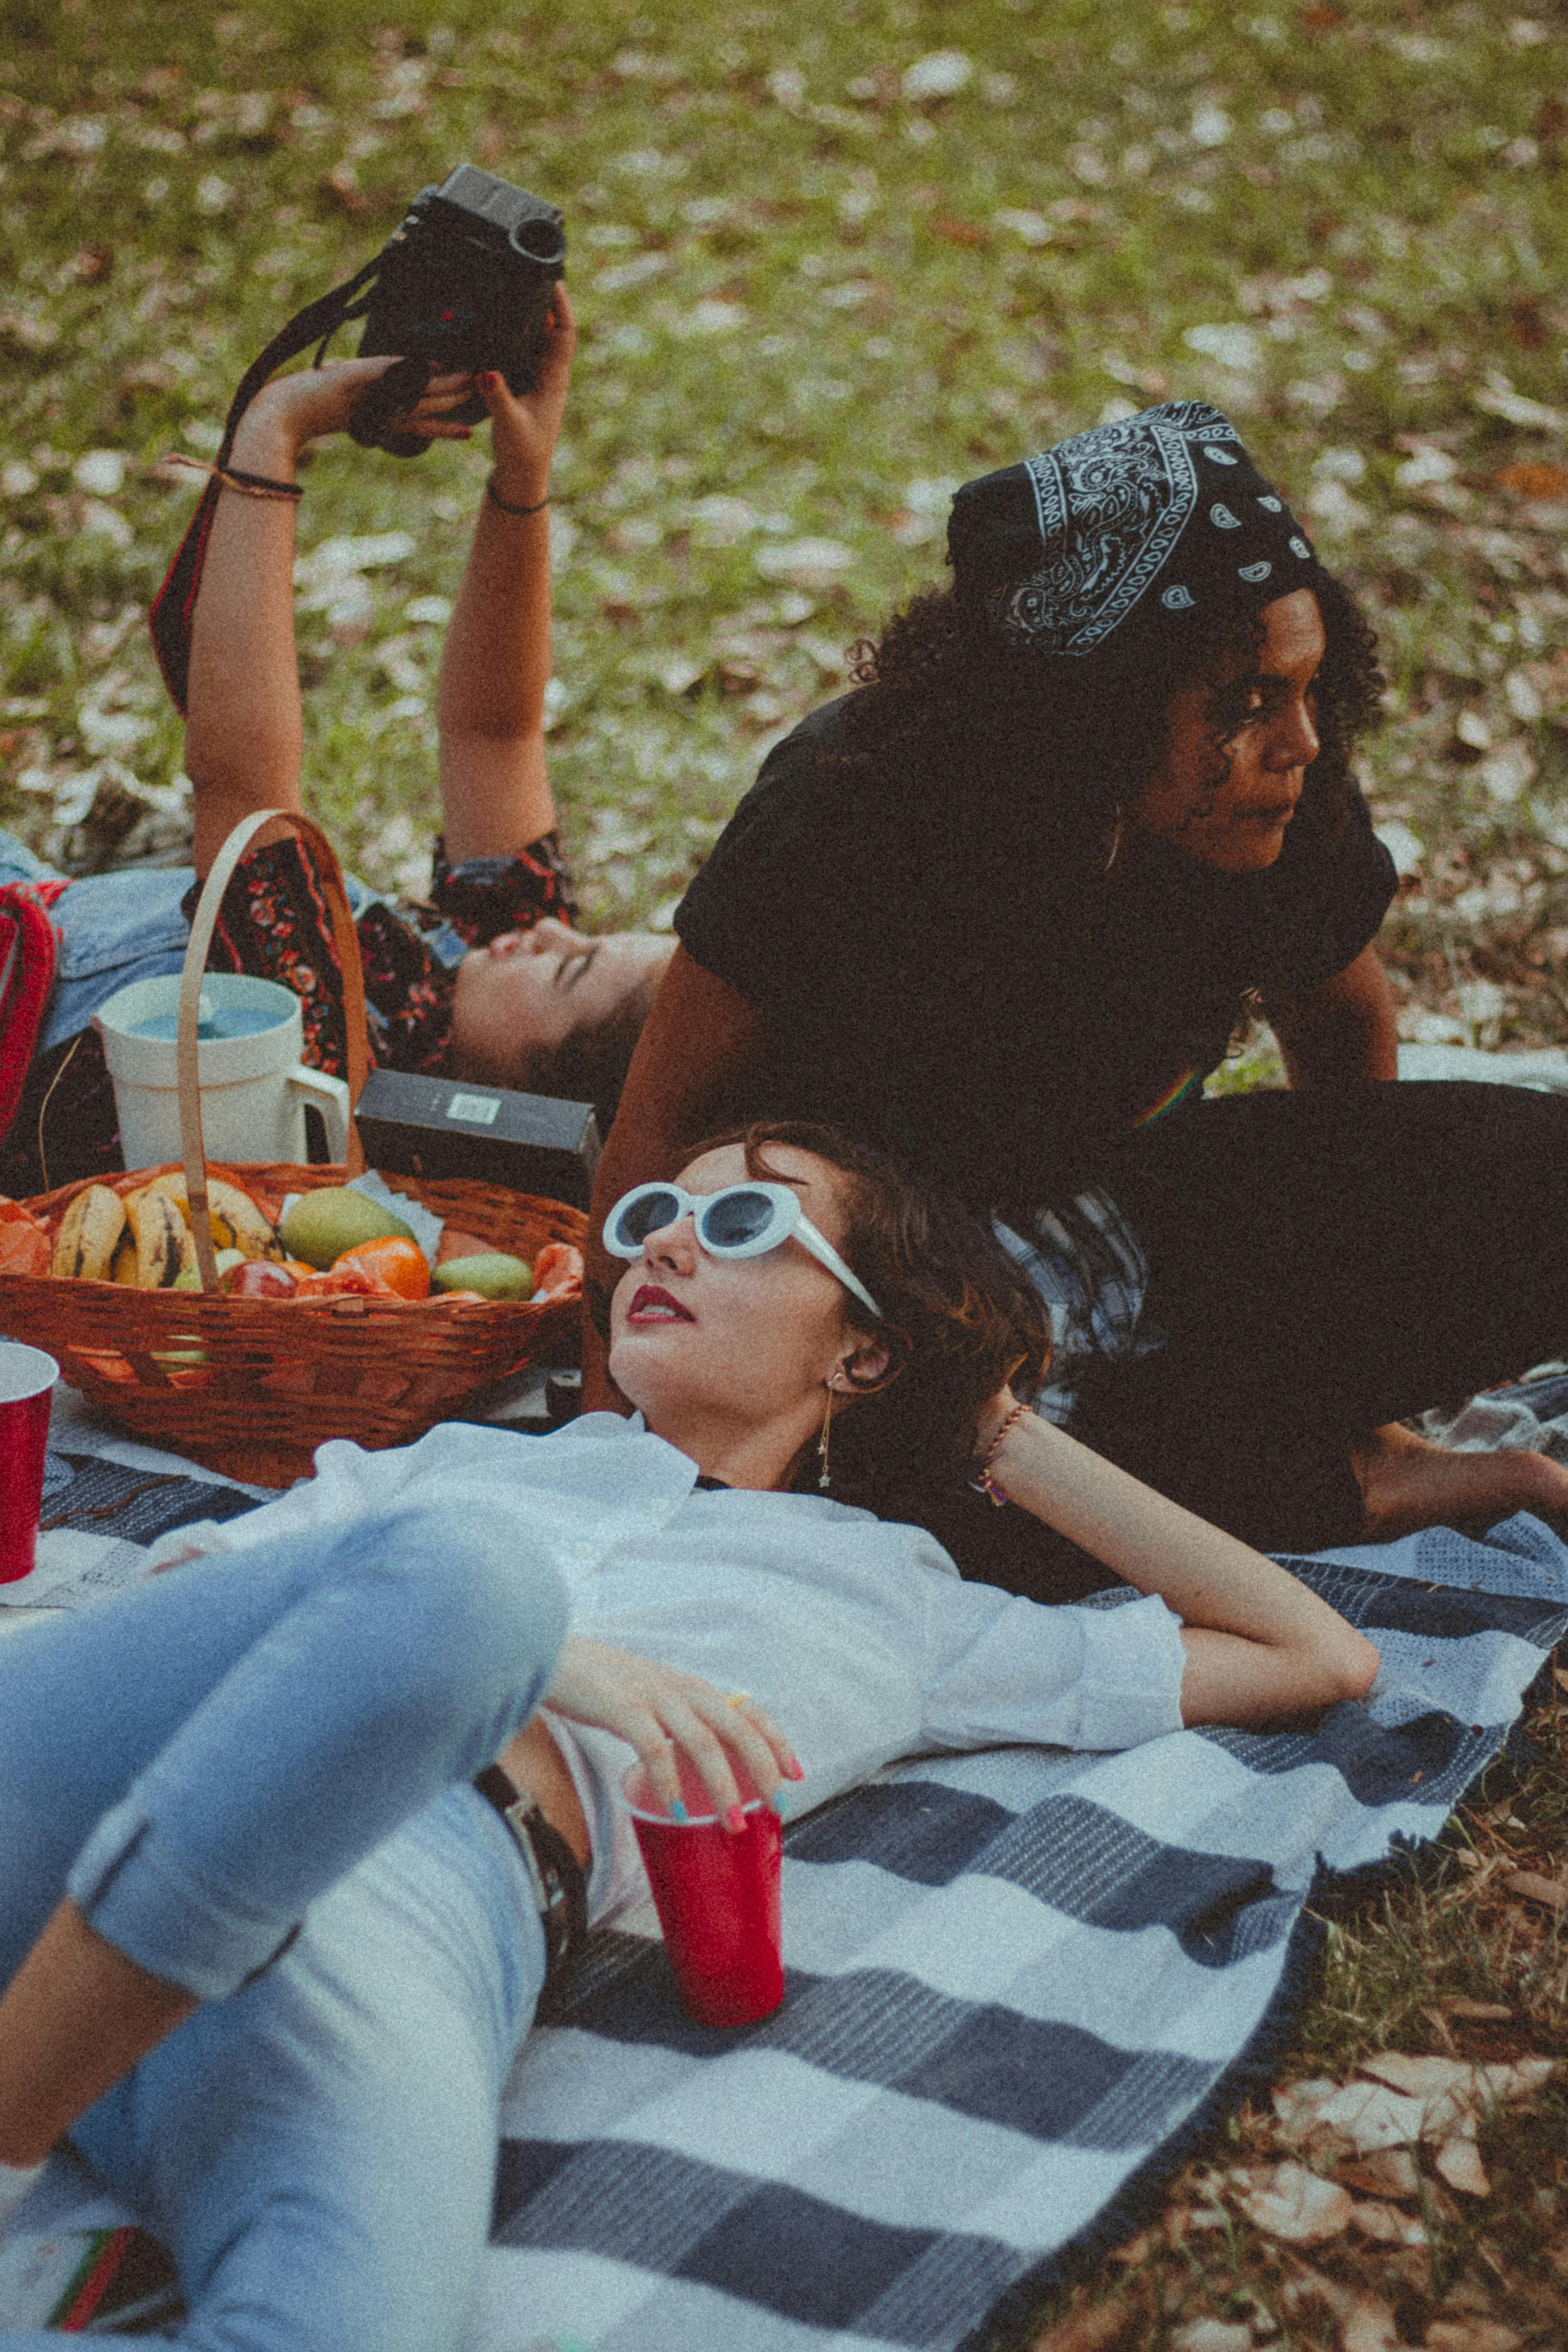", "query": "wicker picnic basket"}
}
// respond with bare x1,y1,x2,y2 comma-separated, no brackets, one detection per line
0,810,586,1486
